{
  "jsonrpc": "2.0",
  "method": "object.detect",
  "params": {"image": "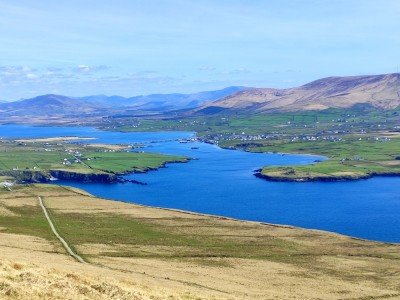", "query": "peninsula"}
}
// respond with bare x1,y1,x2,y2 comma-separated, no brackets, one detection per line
0,137,188,183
